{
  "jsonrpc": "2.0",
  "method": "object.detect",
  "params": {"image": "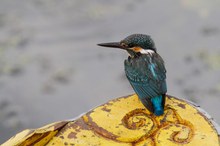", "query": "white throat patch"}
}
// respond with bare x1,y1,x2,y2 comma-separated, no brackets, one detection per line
140,49,155,55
